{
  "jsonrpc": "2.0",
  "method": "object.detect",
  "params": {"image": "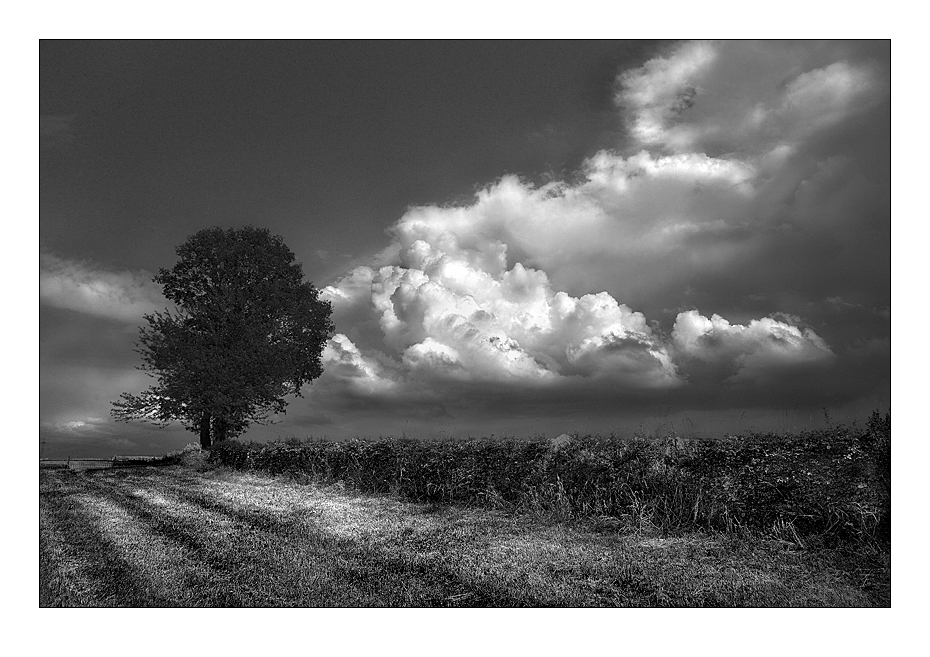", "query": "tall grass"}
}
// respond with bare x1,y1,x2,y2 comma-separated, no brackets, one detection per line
207,411,890,548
